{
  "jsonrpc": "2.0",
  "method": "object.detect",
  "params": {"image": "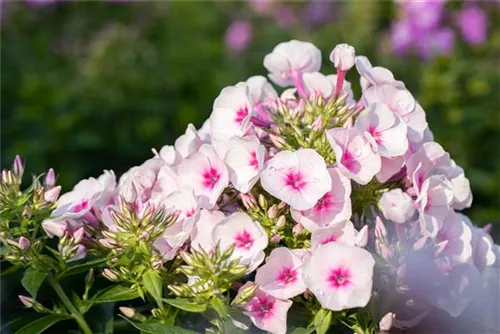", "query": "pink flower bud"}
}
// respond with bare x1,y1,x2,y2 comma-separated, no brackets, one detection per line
379,312,395,331
99,238,116,248
276,215,286,229
68,245,87,262
483,223,492,234
13,155,24,178
42,219,67,238
329,43,355,71
119,306,136,319
292,223,304,236
45,168,56,188
103,268,119,281
72,227,85,244
43,186,61,202
18,237,31,250
270,234,281,243
19,295,35,308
